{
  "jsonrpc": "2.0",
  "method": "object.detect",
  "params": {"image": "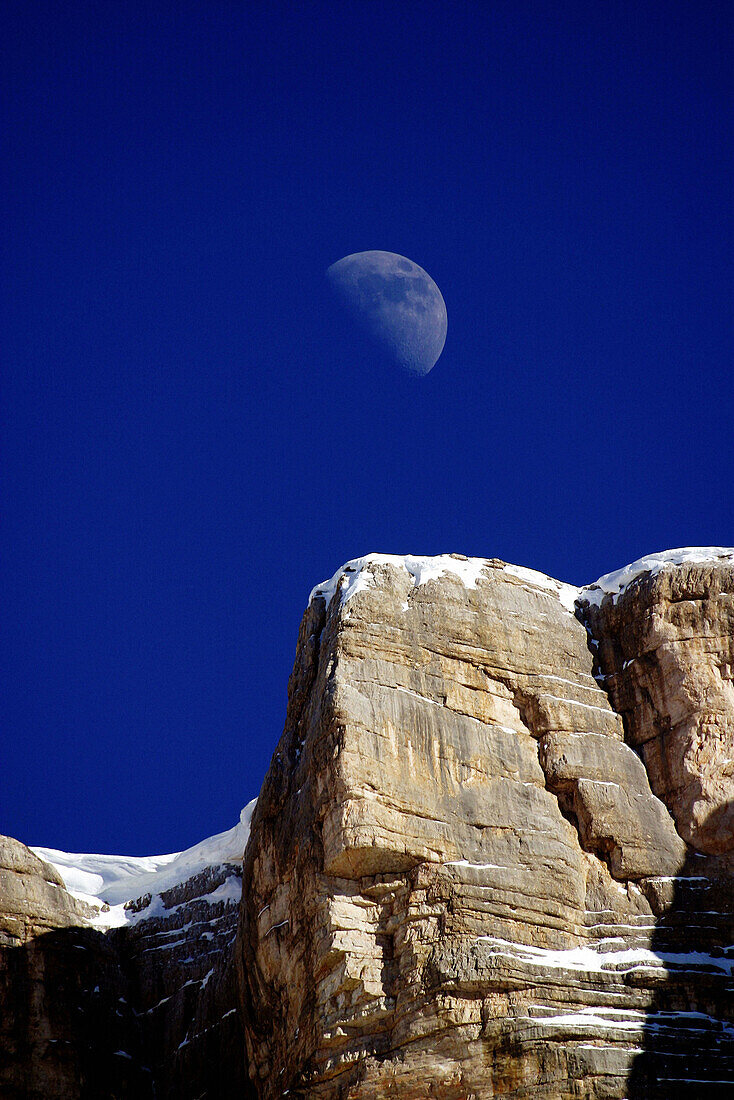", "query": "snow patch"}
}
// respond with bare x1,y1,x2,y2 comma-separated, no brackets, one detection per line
504,546,734,612
580,547,734,607
443,860,511,871
309,554,489,608
474,934,734,976
32,799,256,931
529,1007,647,1032
528,1006,734,1038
